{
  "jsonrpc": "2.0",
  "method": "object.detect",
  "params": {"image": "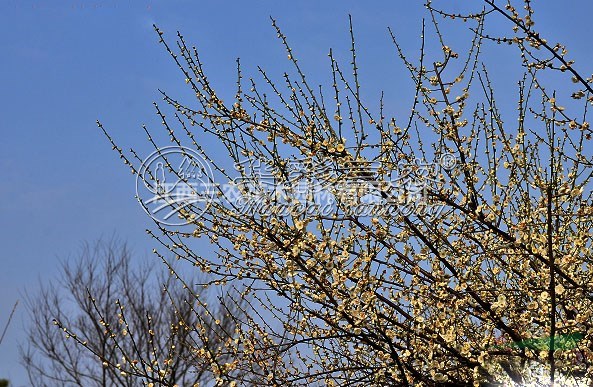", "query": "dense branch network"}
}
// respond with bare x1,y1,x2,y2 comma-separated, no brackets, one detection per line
84,1,593,385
